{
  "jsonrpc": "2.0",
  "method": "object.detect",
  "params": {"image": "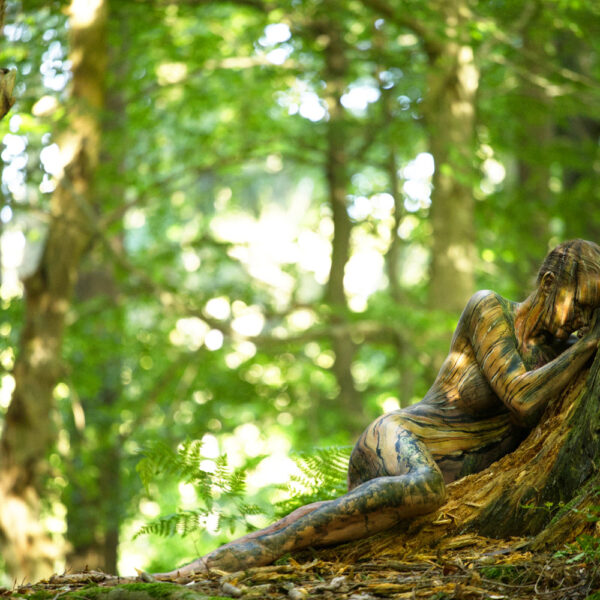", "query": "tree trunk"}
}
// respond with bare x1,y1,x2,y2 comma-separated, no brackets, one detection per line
321,14,364,433
424,0,478,313
0,0,107,581
65,9,127,573
377,61,404,305
65,267,123,575
511,16,553,289
328,350,600,563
